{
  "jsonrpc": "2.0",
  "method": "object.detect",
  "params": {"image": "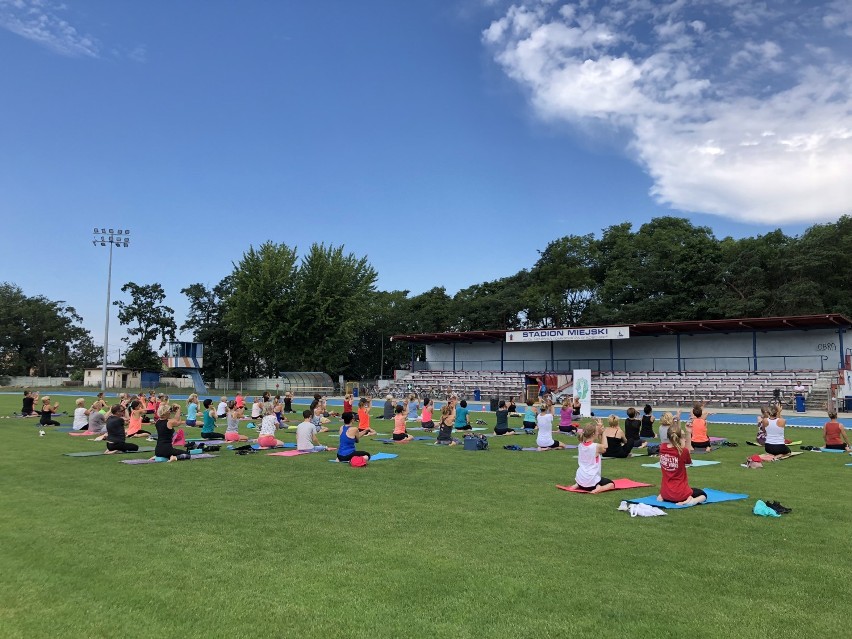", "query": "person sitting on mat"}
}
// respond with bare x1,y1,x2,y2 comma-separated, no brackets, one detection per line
283,391,293,413
216,396,228,419
297,409,329,452
624,407,645,448
536,403,567,450
572,396,581,418
257,403,284,449
506,397,520,416
72,398,90,431
356,397,376,436
640,404,656,438
185,394,201,427
421,398,435,431
494,400,516,436
570,420,615,493
601,415,637,458
688,403,713,451
436,405,460,446
658,413,707,506
522,399,537,433
21,390,39,416
392,404,414,443
381,395,395,420
405,394,420,422
126,400,152,438
337,412,371,462
311,404,329,434
558,397,577,434
88,400,108,438
38,397,61,427
754,406,769,446
822,410,850,451
201,399,226,440
454,400,472,431
224,400,248,443
103,404,139,454
153,404,191,461
250,396,263,422
763,405,791,460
